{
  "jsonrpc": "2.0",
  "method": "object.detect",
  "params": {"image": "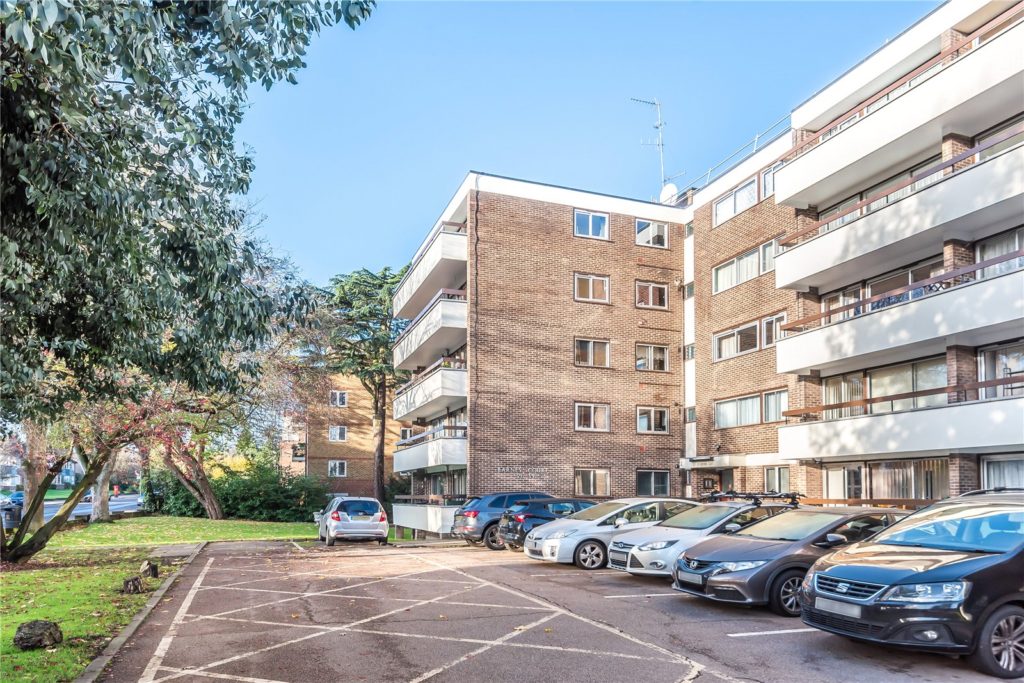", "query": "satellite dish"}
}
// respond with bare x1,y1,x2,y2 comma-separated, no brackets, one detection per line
659,183,679,204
